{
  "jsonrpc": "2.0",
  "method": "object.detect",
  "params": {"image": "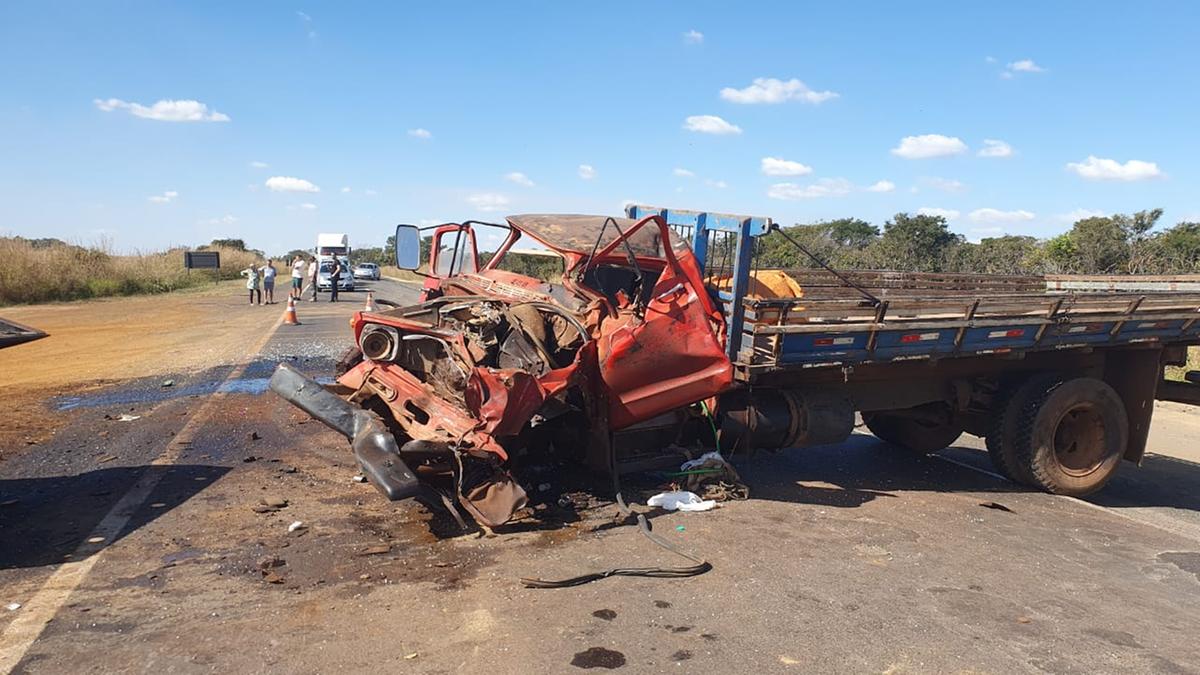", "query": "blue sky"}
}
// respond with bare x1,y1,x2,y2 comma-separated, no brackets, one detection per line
2,1,1198,254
